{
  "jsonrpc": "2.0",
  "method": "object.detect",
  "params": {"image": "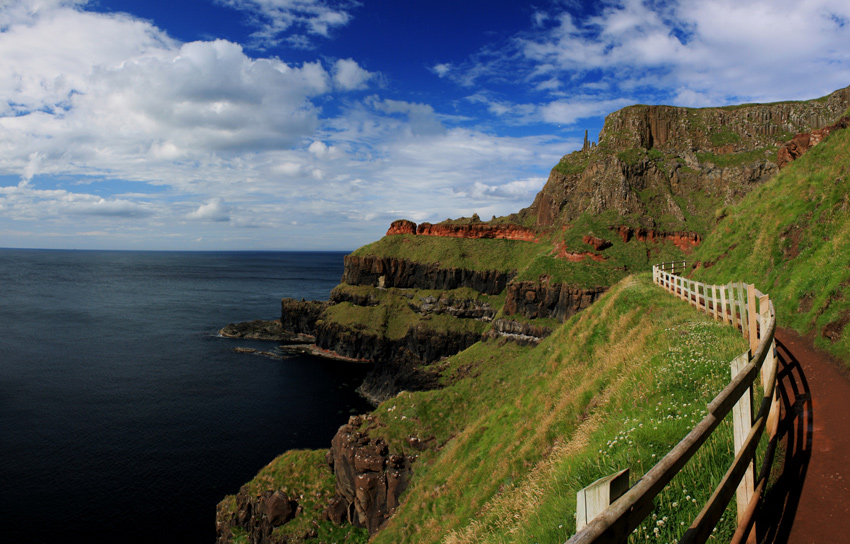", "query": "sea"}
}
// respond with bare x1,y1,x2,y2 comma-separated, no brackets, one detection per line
0,249,374,543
